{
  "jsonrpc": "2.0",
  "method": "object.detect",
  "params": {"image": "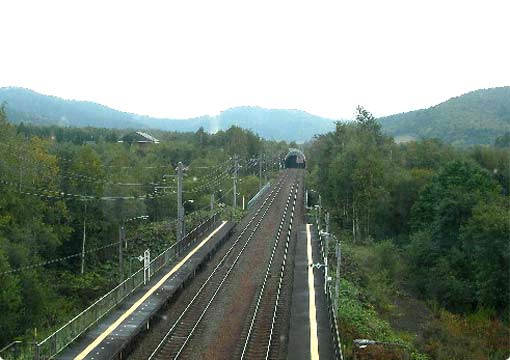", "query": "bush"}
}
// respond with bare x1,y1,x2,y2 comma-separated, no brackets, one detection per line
420,309,510,360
